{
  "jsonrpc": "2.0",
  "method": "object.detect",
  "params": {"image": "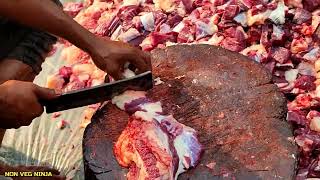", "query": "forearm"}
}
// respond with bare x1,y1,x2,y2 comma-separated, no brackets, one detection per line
0,0,100,54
